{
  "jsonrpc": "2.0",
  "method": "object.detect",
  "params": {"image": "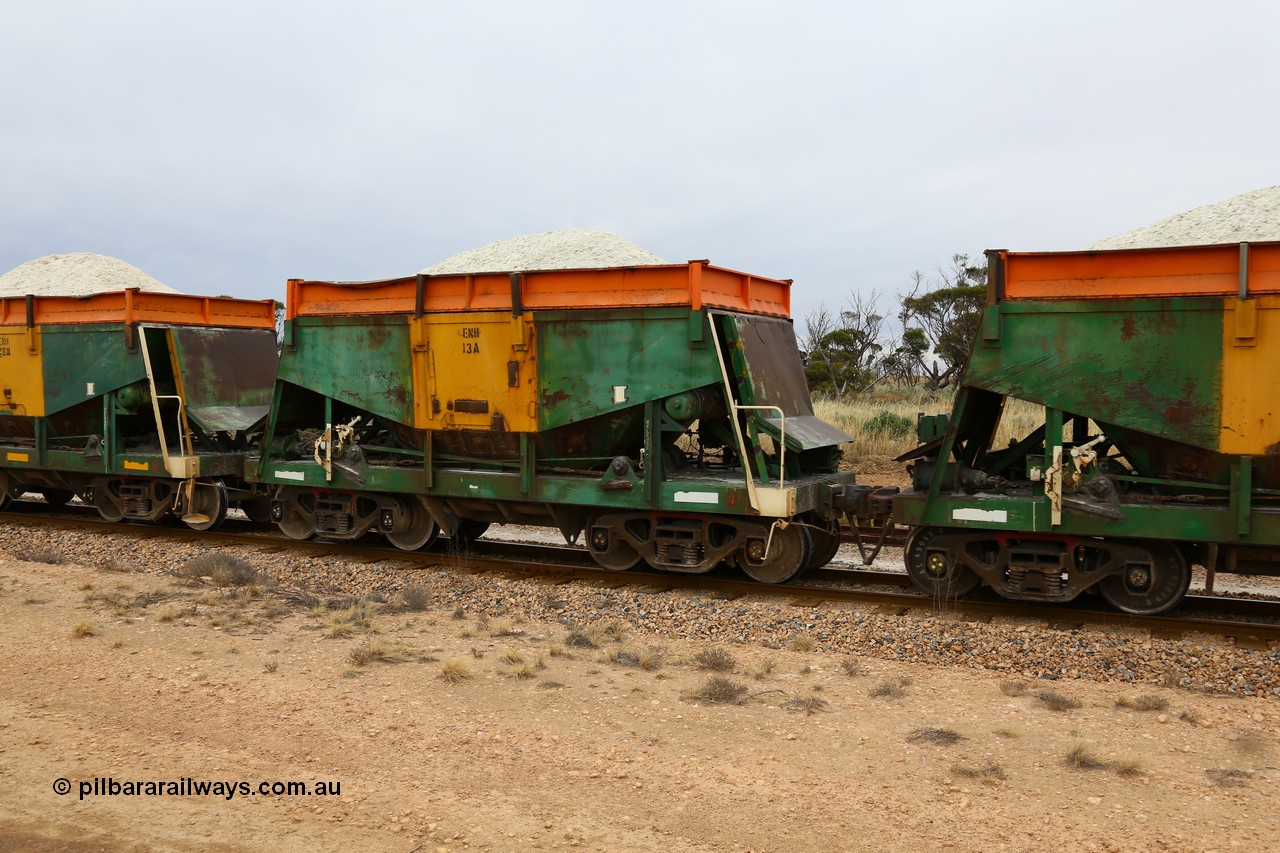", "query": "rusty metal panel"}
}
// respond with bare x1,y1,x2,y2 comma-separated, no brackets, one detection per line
276,316,415,426
170,327,278,432
965,296,1224,451
40,324,148,415
726,314,815,416
535,307,722,431
411,312,538,432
